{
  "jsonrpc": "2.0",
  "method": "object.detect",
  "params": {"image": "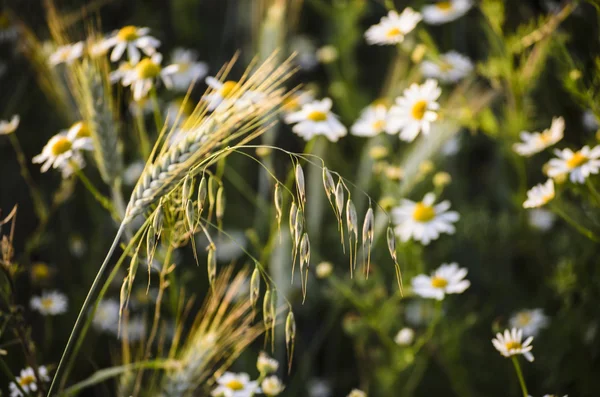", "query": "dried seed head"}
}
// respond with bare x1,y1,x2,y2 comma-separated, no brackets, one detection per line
182,175,194,200
295,164,306,204
185,200,196,231
274,183,283,220
362,207,374,246
299,233,310,271
197,175,207,214
335,181,344,216
250,266,261,309
387,226,397,263
323,167,335,196
207,247,217,286
216,186,225,221
346,199,358,237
